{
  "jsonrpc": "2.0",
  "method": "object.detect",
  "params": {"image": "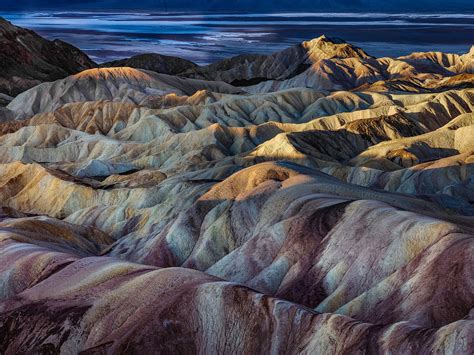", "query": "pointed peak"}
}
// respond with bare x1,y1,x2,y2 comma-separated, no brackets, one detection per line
318,35,345,43
302,35,371,61
305,35,346,46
